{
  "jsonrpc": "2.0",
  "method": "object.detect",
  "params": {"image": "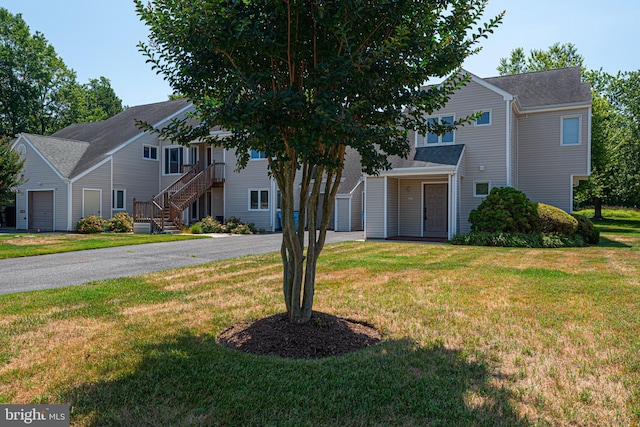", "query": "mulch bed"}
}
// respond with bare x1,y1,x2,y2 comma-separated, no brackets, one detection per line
216,311,381,359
